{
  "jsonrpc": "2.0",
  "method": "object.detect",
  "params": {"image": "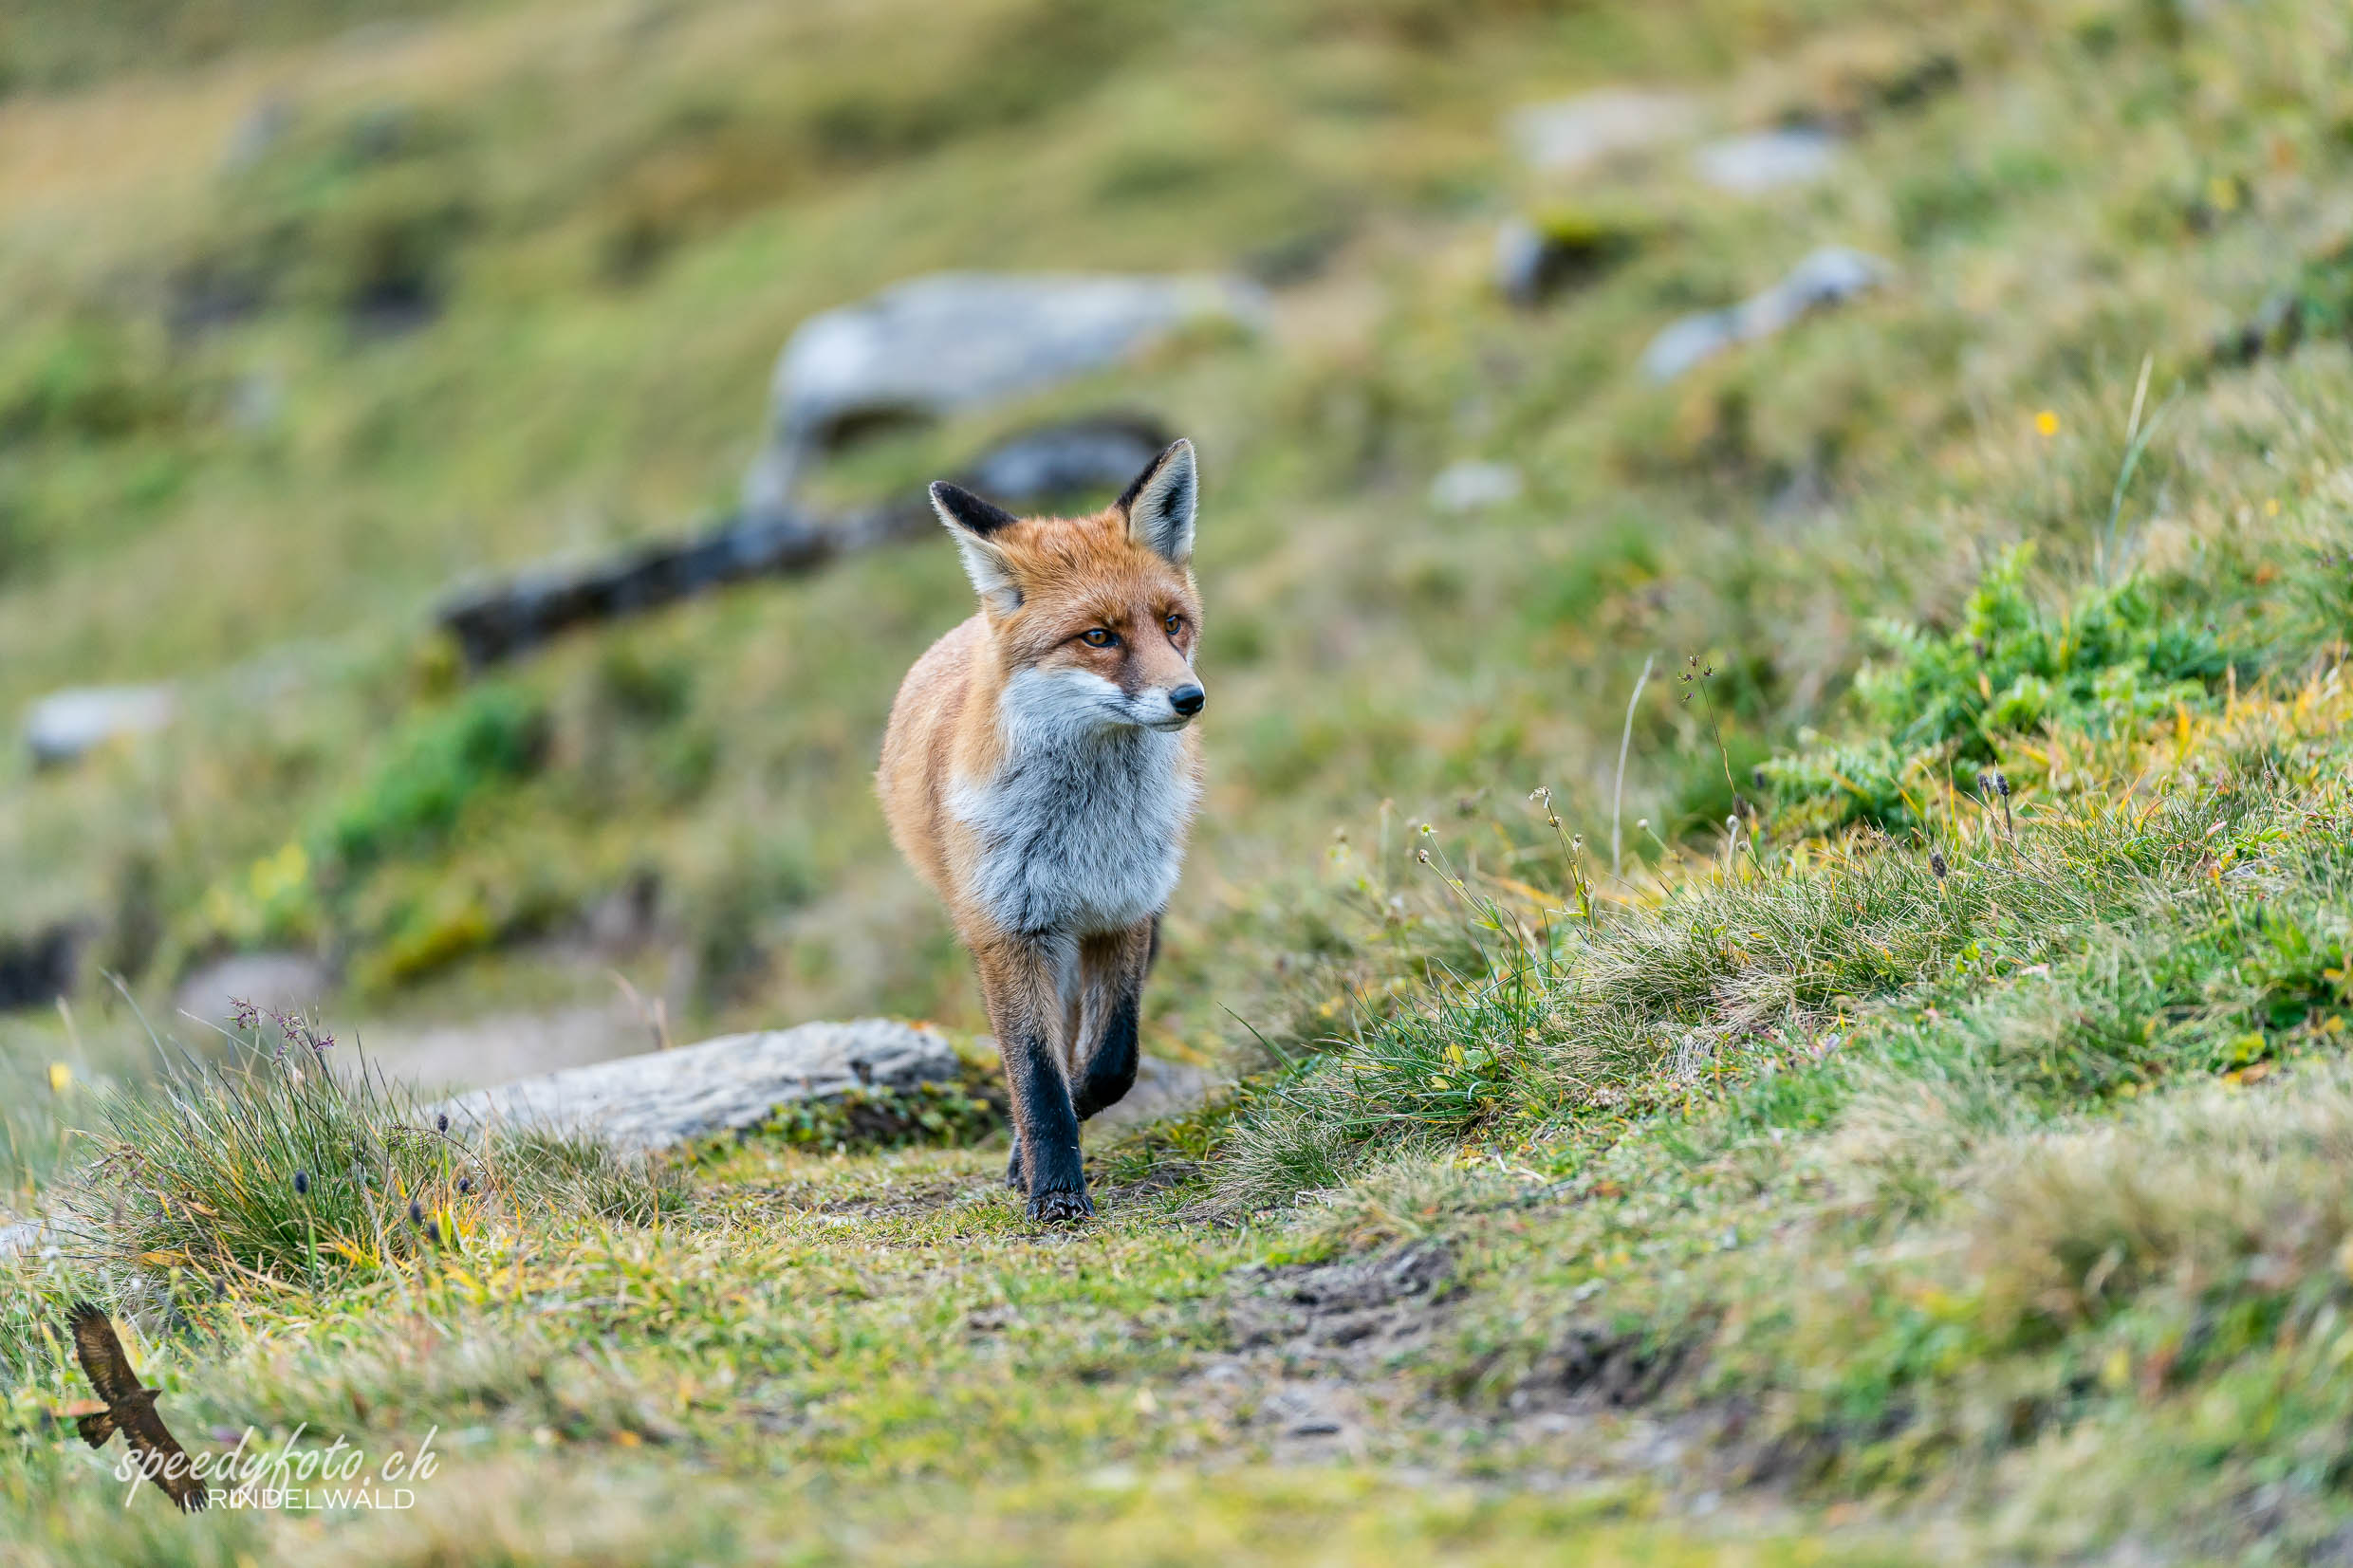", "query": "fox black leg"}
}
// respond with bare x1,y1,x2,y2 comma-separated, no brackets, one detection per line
1073,990,1139,1120
976,937,1091,1223
1070,920,1153,1121
1014,1035,1088,1223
